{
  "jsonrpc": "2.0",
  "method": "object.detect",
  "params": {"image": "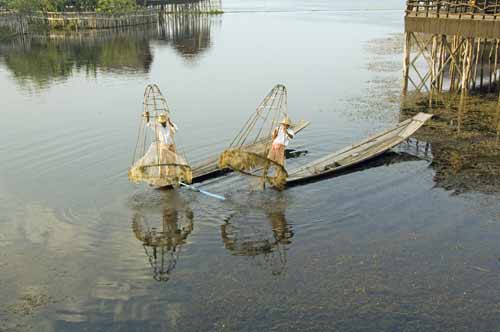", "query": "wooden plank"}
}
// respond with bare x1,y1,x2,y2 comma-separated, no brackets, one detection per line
286,113,433,186
191,119,310,183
